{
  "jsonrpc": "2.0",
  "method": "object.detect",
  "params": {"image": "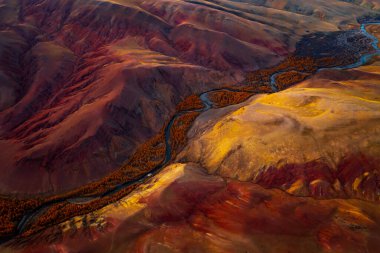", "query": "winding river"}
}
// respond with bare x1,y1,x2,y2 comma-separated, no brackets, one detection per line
270,23,380,92
13,22,380,239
